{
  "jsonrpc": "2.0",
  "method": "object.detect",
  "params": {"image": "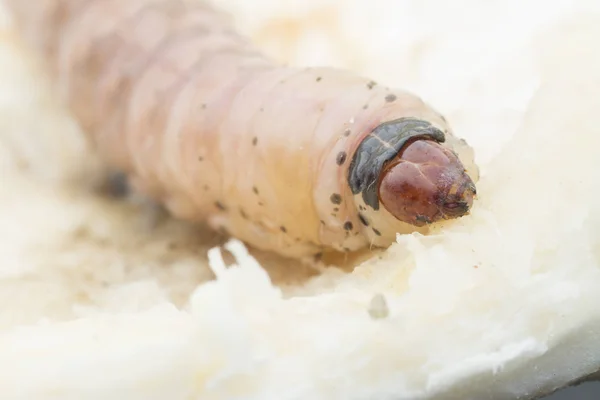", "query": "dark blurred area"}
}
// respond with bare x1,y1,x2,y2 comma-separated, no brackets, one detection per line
542,381,600,399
